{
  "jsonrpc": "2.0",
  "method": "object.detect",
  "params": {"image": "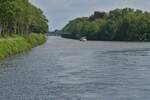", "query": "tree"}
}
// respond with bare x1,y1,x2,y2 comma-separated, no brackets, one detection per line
63,8,150,41
0,0,48,37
